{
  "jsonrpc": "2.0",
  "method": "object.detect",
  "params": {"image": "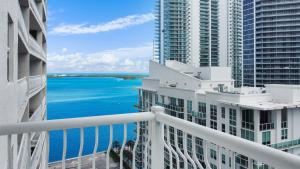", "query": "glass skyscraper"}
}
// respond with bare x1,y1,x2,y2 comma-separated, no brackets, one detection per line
243,0,300,86
155,0,243,87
